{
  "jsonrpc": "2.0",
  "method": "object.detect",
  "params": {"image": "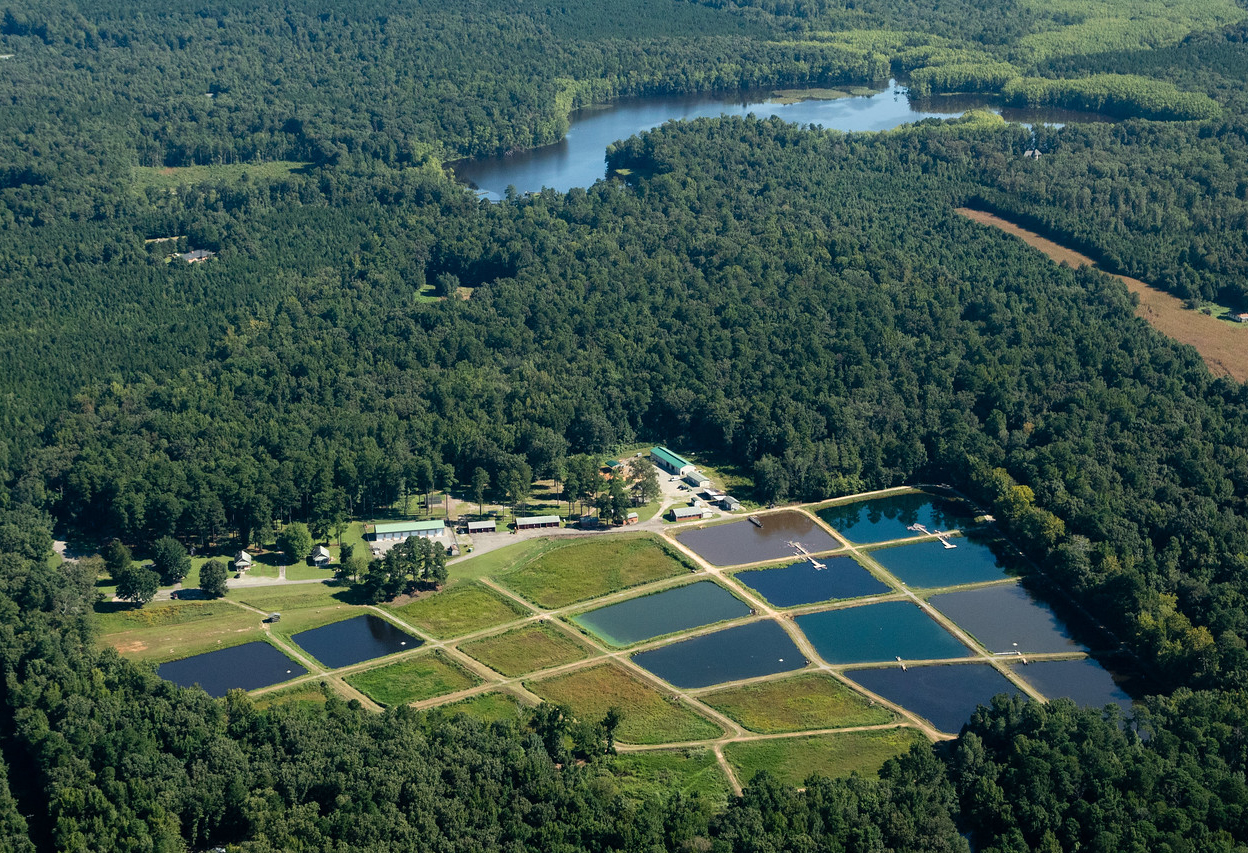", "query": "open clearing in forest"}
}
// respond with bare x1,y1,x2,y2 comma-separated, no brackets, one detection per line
723,728,928,787
701,673,896,733
527,663,723,745
132,160,311,192
387,582,529,638
501,535,691,608
347,652,480,706
604,749,732,802
958,207,1248,382
459,623,592,677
